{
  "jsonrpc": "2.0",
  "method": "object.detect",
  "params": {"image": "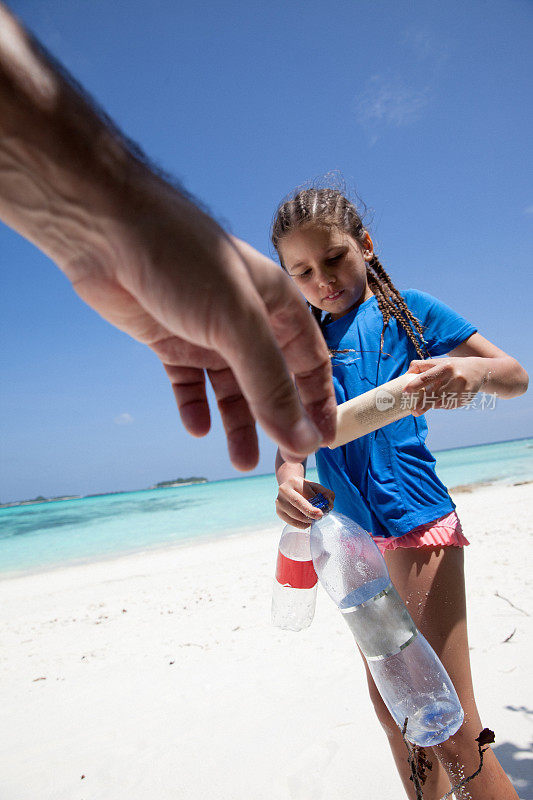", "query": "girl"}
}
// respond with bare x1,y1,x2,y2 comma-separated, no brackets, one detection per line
271,186,528,800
